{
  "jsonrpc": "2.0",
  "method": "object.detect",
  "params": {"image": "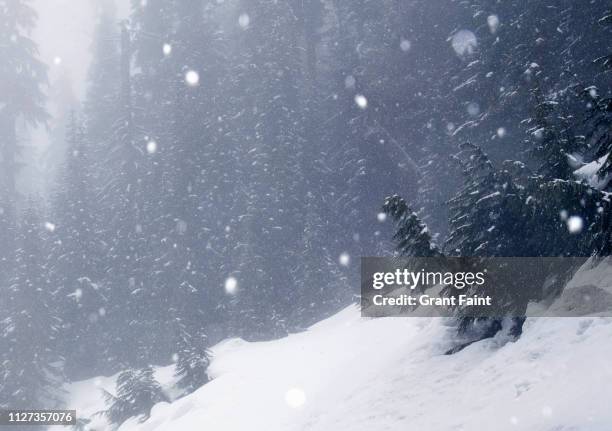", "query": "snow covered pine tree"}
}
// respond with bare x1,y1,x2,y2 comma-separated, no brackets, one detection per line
103,366,168,425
